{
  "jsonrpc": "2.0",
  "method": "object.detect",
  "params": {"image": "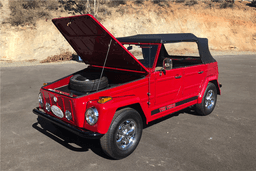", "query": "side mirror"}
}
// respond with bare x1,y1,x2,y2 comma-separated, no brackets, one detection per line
163,58,172,70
